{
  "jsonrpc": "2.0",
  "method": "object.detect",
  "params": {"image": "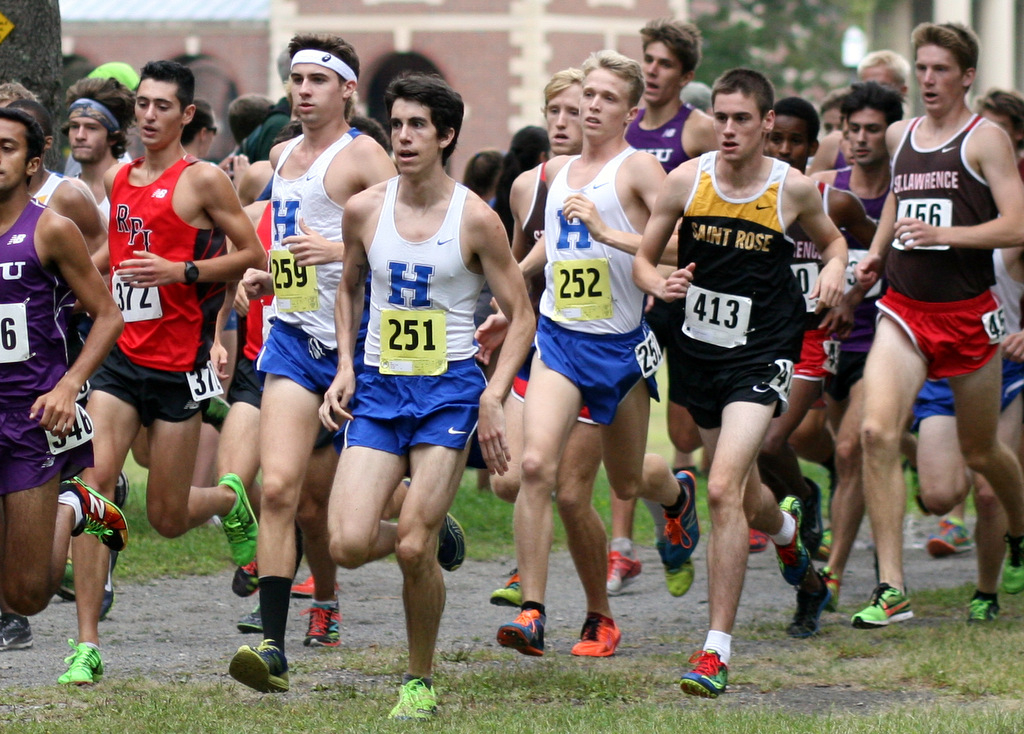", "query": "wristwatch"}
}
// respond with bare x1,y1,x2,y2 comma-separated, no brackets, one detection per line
184,261,200,285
